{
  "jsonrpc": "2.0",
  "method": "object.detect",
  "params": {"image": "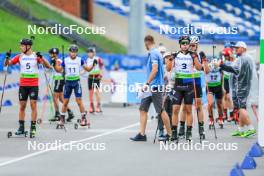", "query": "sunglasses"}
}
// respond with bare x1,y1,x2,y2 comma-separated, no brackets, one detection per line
180,42,190,45
190,44,196,47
